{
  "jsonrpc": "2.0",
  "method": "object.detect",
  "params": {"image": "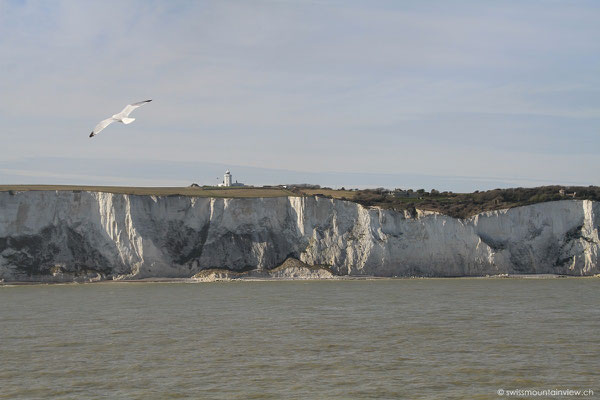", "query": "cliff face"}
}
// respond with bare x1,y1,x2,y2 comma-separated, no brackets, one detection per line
0,191,598,281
